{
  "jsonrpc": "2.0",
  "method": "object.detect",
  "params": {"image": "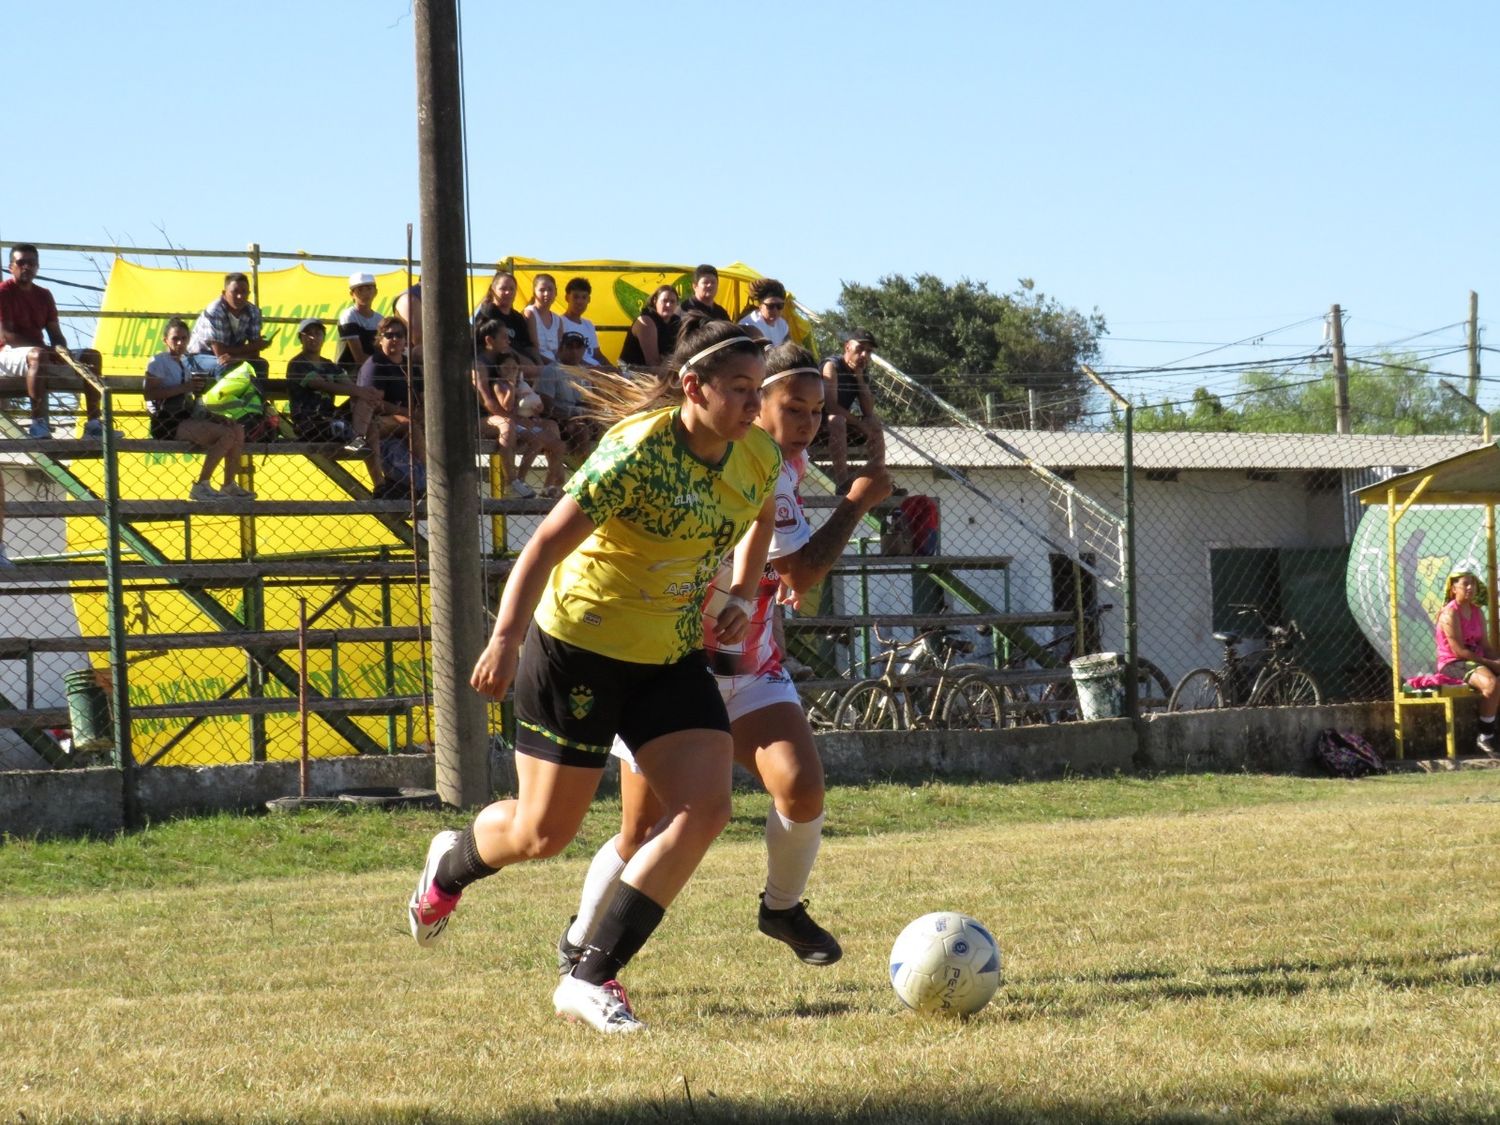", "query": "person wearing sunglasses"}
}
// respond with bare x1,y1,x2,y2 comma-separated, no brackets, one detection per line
354,315,425,495
738,277,791,347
